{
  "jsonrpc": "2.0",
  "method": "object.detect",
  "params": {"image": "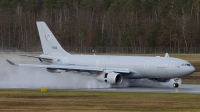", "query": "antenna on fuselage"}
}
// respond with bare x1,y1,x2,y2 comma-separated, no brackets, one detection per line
165,53,169,57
